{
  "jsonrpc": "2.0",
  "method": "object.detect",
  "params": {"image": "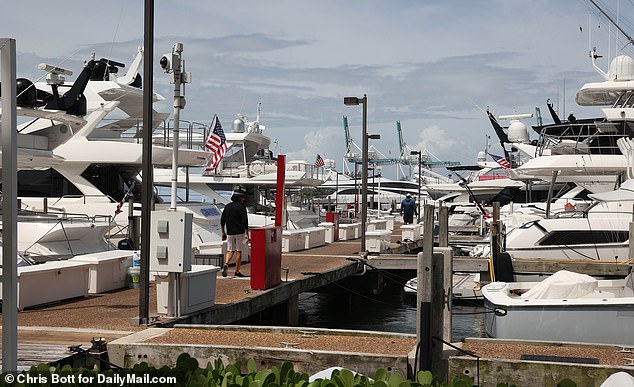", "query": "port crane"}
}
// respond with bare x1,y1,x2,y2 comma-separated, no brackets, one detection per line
341,116,458,183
